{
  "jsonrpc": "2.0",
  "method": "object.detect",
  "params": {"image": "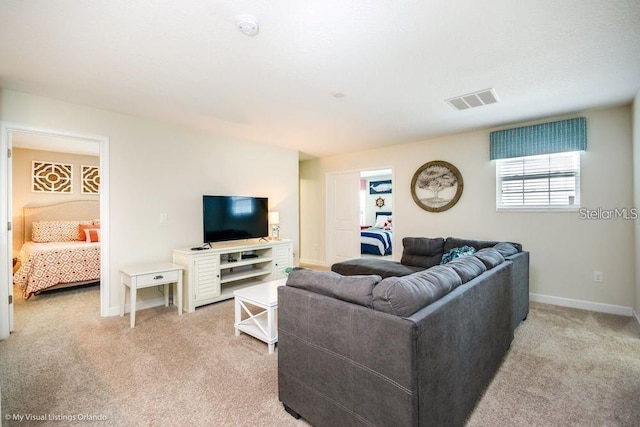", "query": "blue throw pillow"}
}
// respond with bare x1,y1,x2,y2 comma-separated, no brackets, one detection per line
440,245,476,265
